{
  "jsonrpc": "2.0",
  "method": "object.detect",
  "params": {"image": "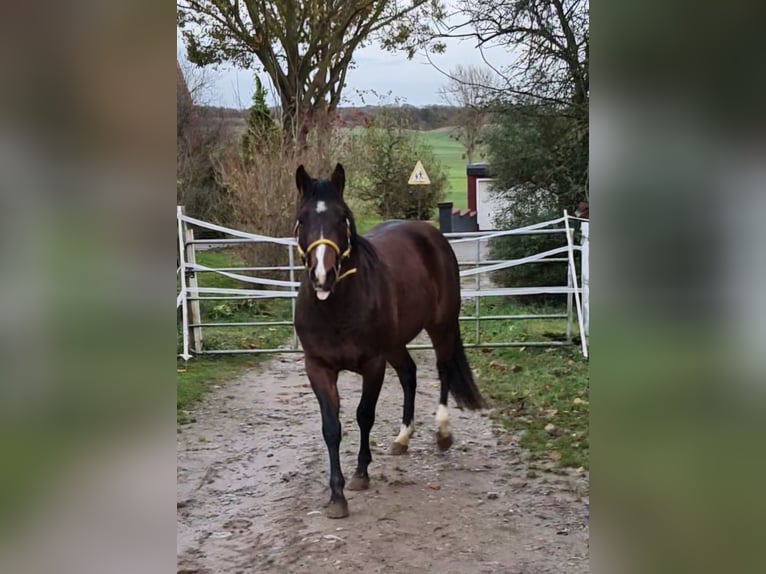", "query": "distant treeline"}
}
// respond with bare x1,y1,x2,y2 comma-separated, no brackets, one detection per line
335,105,462,130
194,104,463,131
